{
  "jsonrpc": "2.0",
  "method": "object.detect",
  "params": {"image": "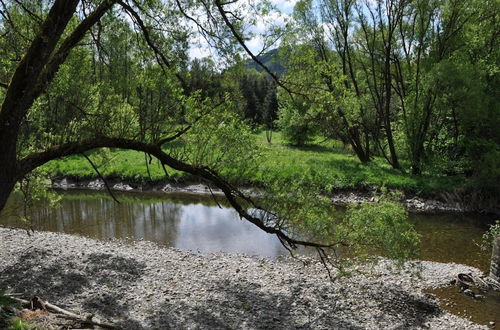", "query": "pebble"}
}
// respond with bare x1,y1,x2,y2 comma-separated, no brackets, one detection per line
0,227,487,329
